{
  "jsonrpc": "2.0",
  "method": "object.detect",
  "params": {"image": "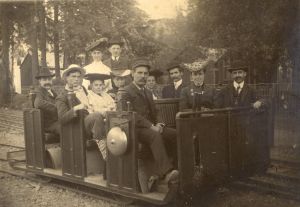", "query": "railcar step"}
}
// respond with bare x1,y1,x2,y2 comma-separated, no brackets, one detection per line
267,166,300,183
